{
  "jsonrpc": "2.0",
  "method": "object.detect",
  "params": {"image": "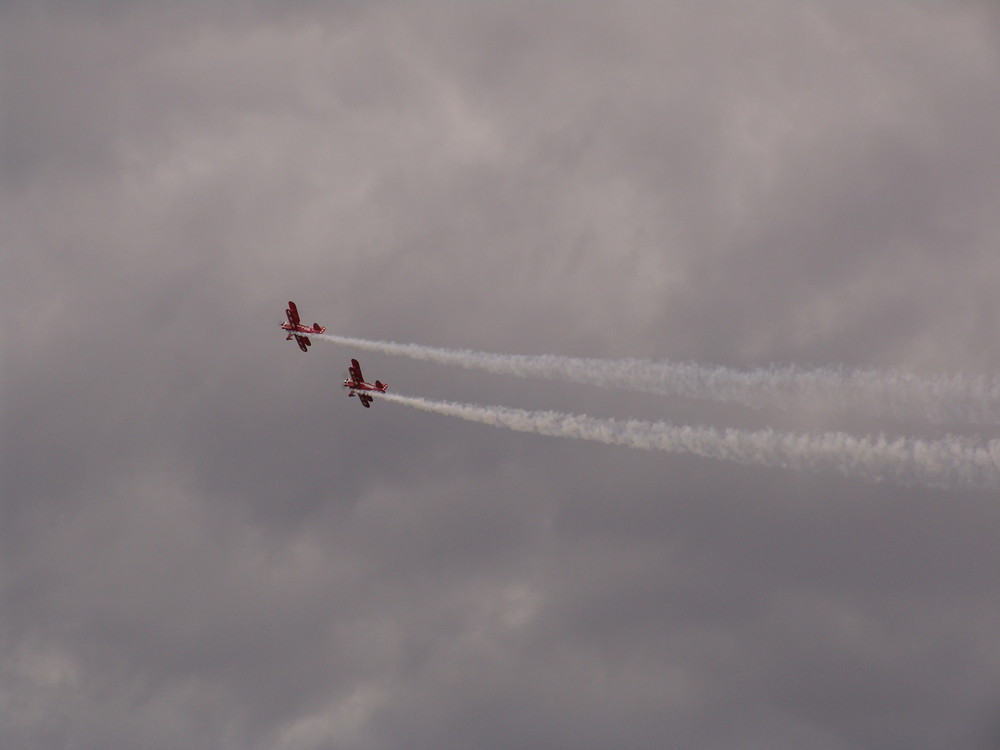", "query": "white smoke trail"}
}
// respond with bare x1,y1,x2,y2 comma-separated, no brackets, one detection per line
378,392,1000,490
314,333,1000,426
